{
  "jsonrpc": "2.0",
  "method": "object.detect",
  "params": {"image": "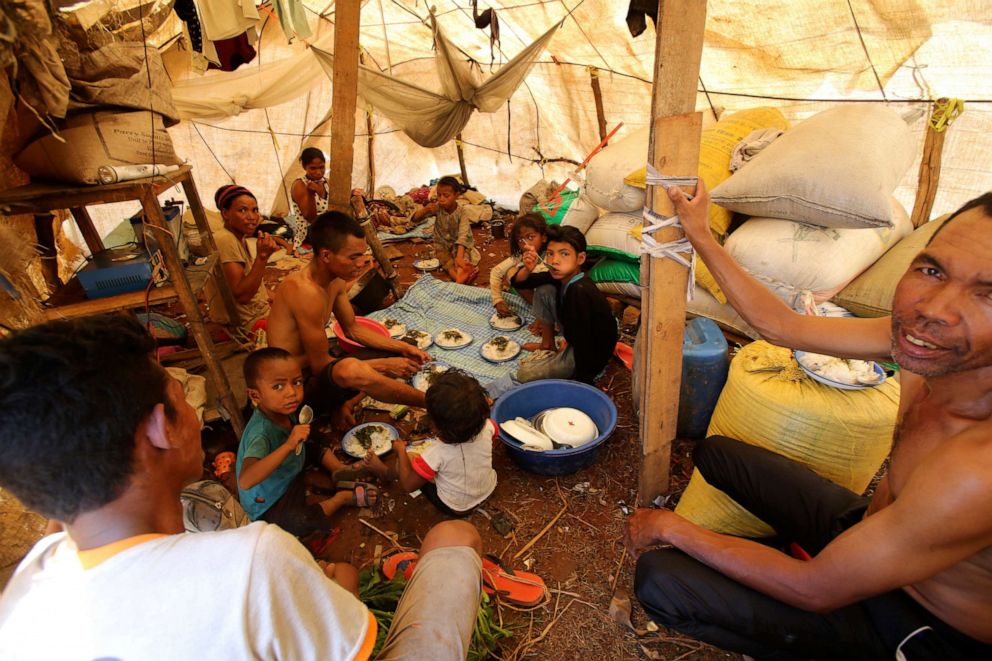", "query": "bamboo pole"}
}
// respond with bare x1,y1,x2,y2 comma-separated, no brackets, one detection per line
589,66,607,141
360,51,376,194
637,1,707,504
455,132,470,187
